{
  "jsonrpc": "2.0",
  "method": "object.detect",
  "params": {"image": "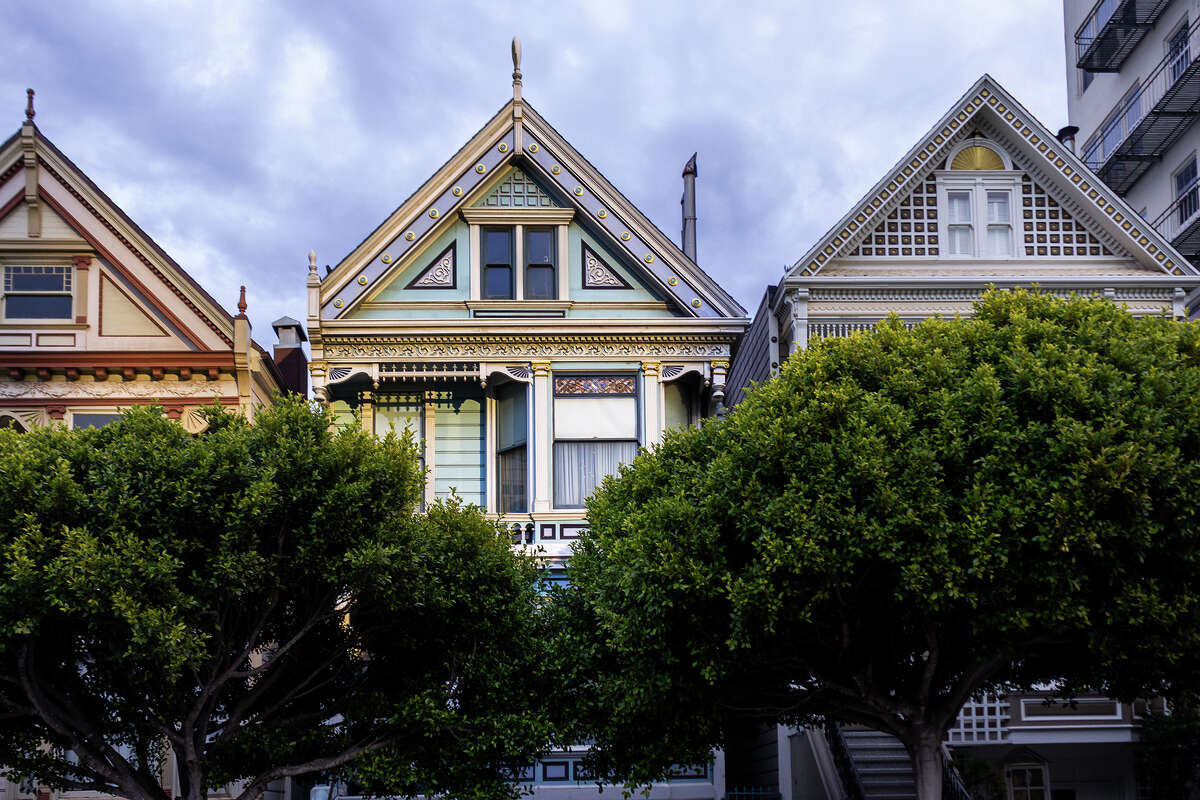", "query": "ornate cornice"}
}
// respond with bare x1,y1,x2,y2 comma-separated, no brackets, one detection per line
323,334,733,360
